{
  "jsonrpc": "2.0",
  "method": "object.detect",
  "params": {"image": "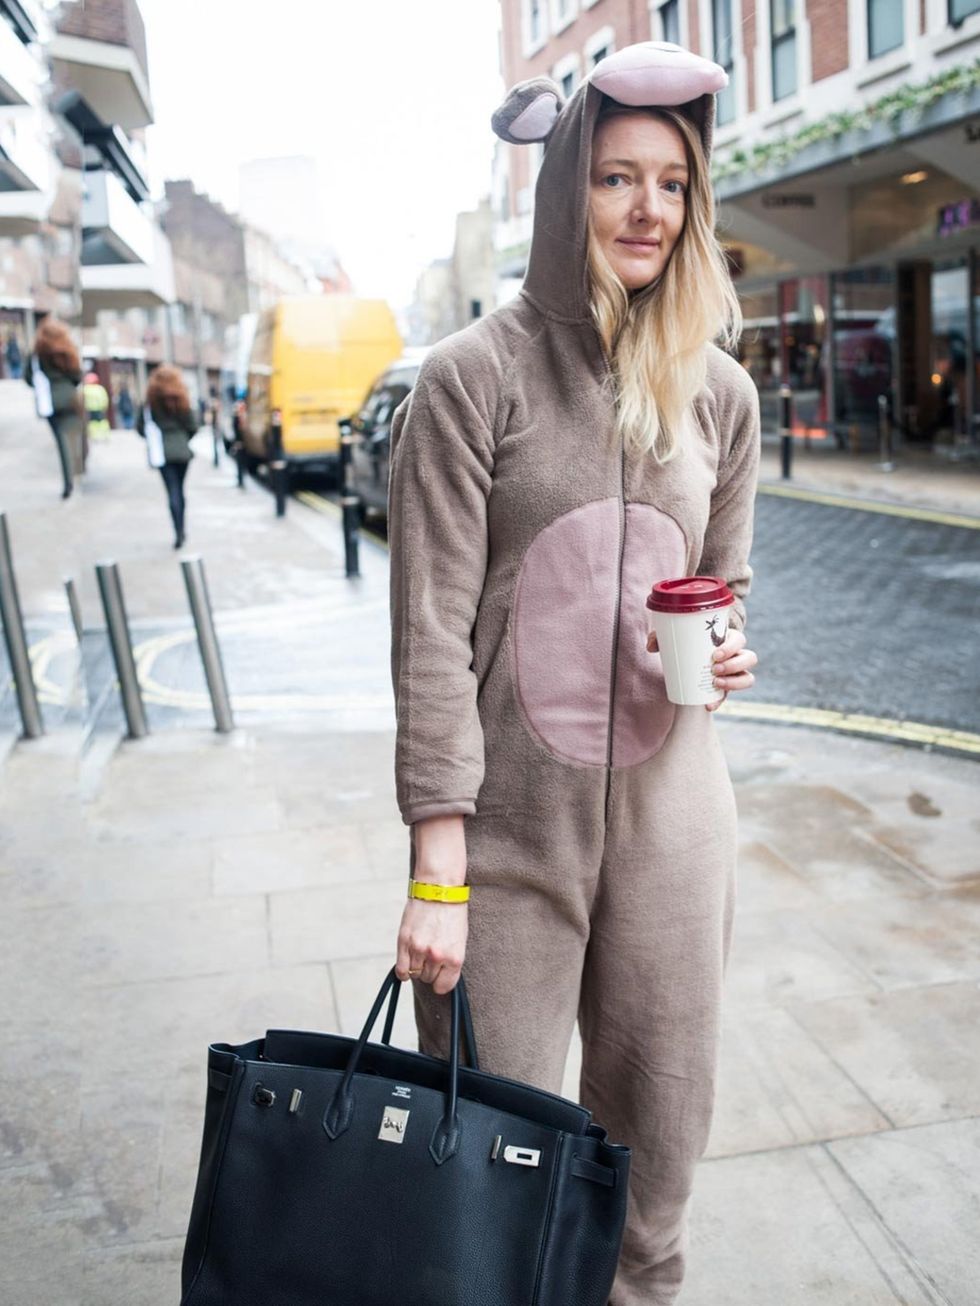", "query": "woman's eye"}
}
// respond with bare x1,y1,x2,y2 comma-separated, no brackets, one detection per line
602,174,627,187
664,180,687,196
